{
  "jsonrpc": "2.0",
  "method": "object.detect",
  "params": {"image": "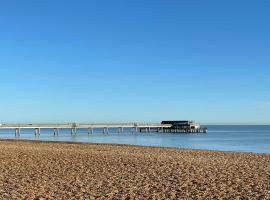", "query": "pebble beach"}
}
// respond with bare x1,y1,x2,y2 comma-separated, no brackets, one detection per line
0,140,269,199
